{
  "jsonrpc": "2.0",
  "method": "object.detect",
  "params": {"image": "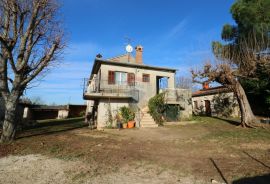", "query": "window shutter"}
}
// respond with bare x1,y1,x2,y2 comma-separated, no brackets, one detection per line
128,73,135,86
108,71,115,84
